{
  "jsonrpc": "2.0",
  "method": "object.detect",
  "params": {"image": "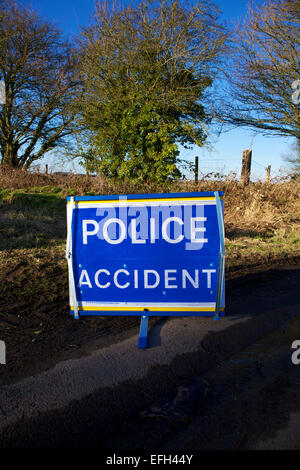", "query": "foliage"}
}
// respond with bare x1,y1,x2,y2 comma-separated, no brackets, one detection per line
76,0,227,181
